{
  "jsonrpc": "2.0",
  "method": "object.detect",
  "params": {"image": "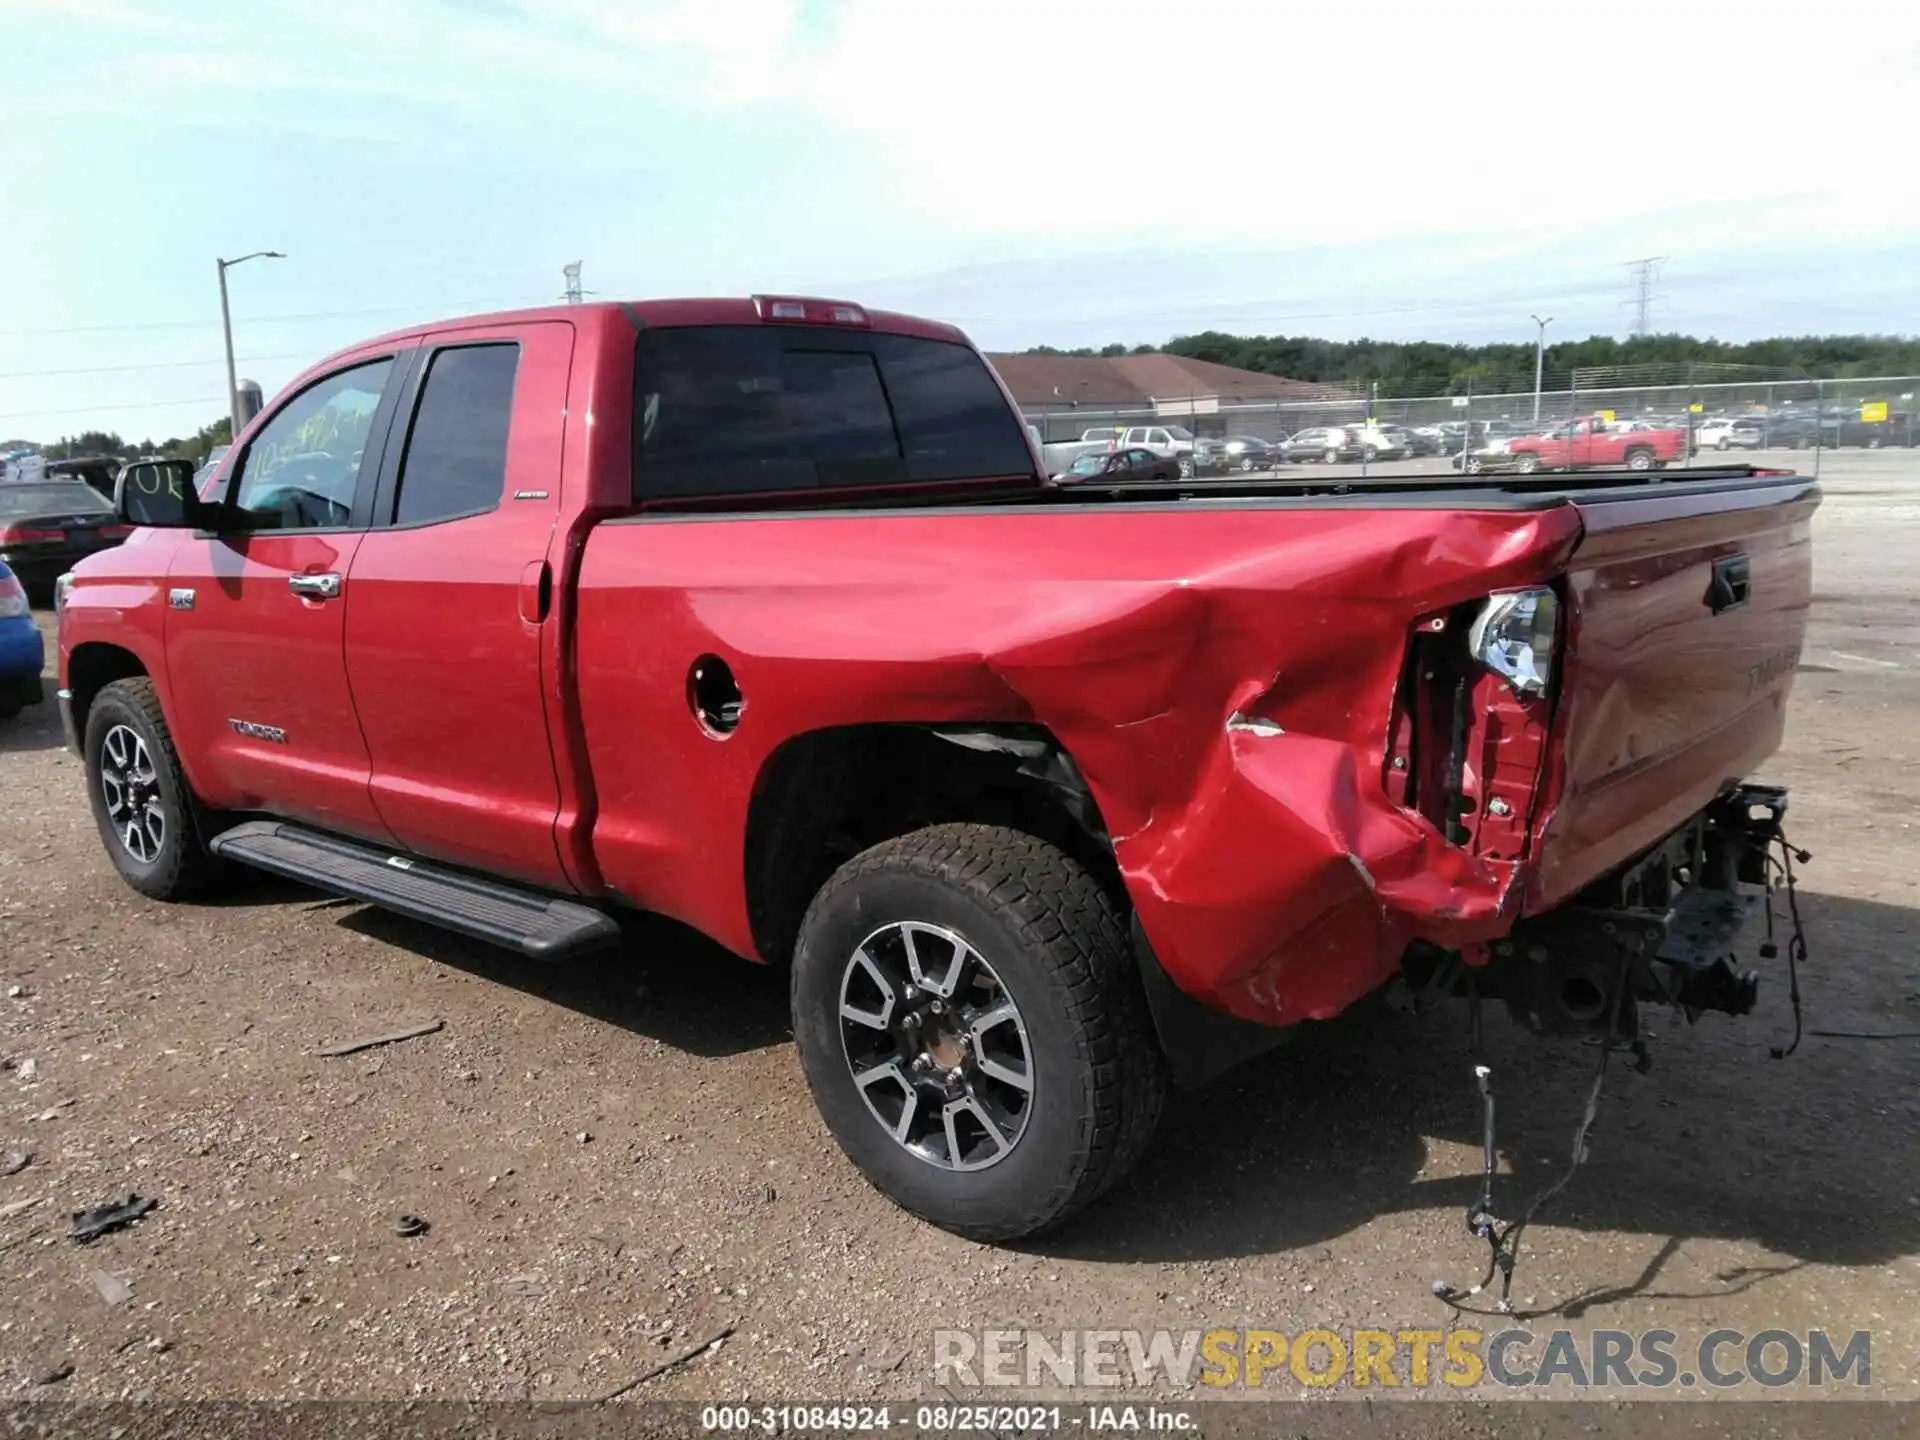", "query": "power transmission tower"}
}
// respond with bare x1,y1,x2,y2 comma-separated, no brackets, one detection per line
1621,256,1665,336
562,261,584,304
